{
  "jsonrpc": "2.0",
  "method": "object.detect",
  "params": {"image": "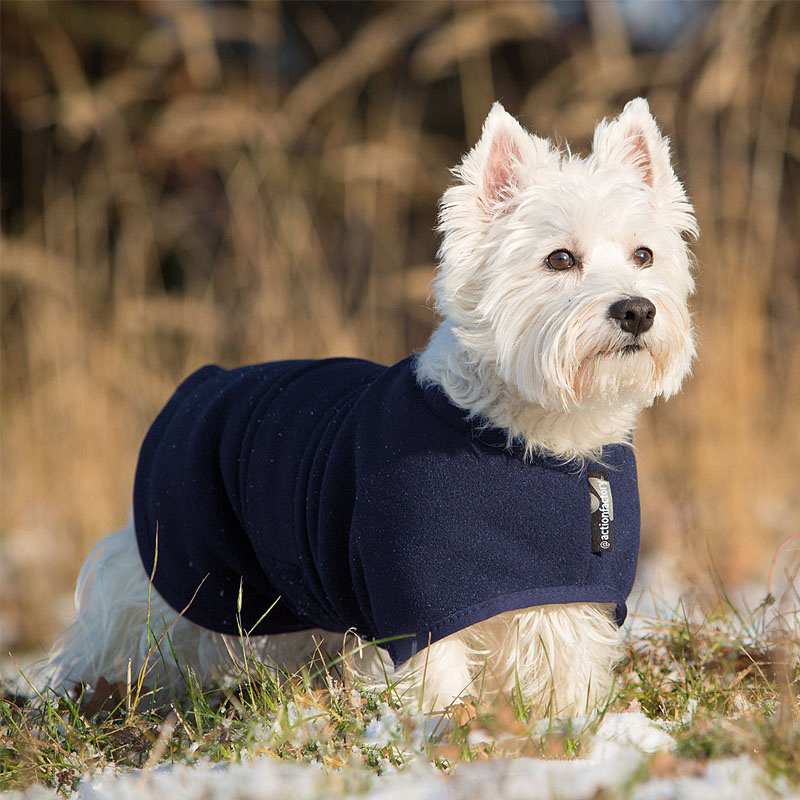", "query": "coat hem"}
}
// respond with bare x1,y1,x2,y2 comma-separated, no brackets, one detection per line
385,584,625,665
